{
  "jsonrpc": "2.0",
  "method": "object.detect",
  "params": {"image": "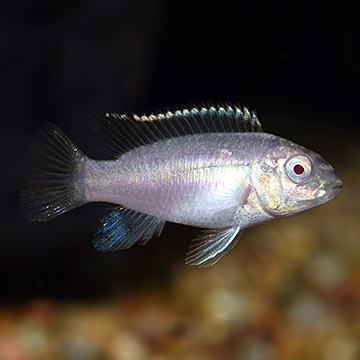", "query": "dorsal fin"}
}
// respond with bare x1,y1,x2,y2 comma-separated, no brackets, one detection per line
98,103,262,158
